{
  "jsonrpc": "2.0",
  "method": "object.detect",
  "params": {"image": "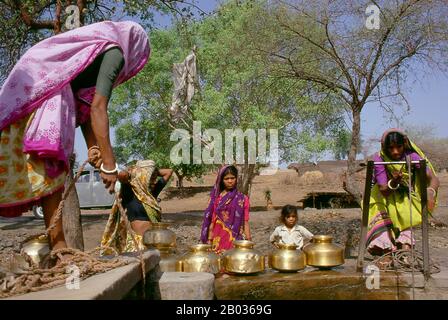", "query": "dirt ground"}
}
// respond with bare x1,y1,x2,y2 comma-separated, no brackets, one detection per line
2,169,448,267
